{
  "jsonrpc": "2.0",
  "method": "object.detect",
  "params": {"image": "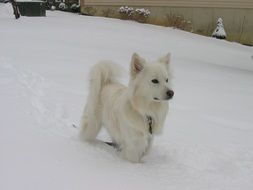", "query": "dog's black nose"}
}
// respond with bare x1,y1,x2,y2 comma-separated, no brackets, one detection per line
167,90,174,99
